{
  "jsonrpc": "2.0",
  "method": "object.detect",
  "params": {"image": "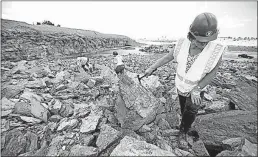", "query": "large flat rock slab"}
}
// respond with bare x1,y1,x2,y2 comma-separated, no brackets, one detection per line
222,76,257,111
193,110,257,147
110,136,176,156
